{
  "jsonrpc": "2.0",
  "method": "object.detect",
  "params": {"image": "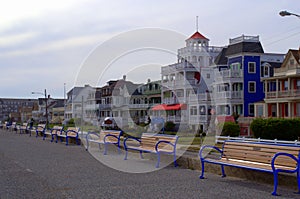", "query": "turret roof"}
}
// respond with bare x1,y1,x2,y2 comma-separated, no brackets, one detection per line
188,31,208,40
